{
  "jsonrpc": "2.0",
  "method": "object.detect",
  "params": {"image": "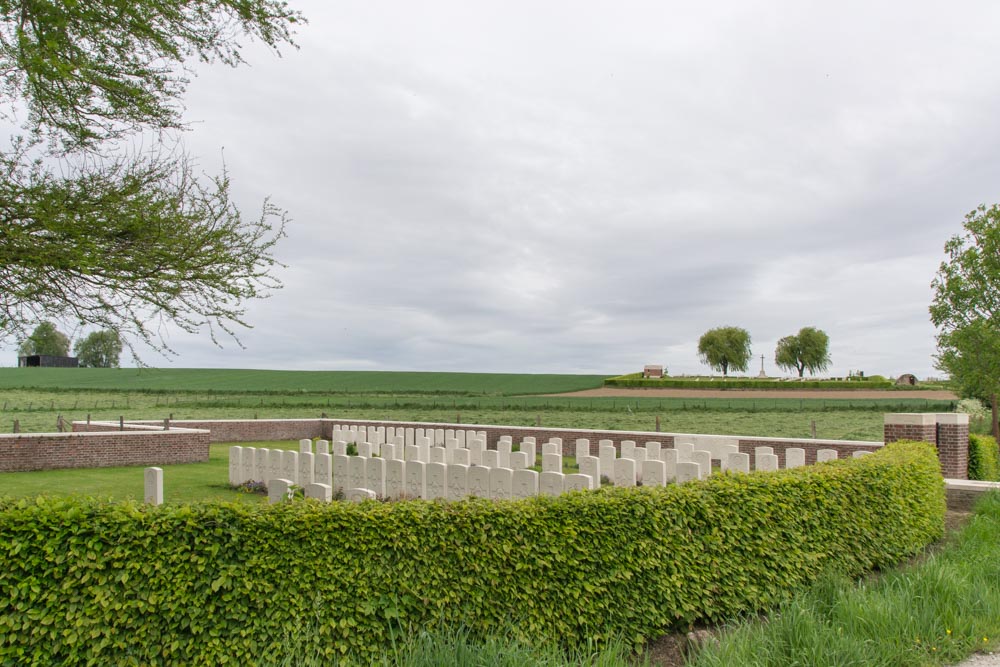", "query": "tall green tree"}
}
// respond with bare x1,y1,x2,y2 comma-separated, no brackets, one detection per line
774,326,831,377
697,326,752,377
930,203,1000,438
0,1,303,354
17,321,70,357
74,330,123,368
